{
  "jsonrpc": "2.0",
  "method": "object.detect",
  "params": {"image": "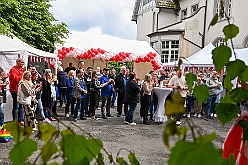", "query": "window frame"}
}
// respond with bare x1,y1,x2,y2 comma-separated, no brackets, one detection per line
181,8,188,20
191,3,199,15
160,40,180,63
